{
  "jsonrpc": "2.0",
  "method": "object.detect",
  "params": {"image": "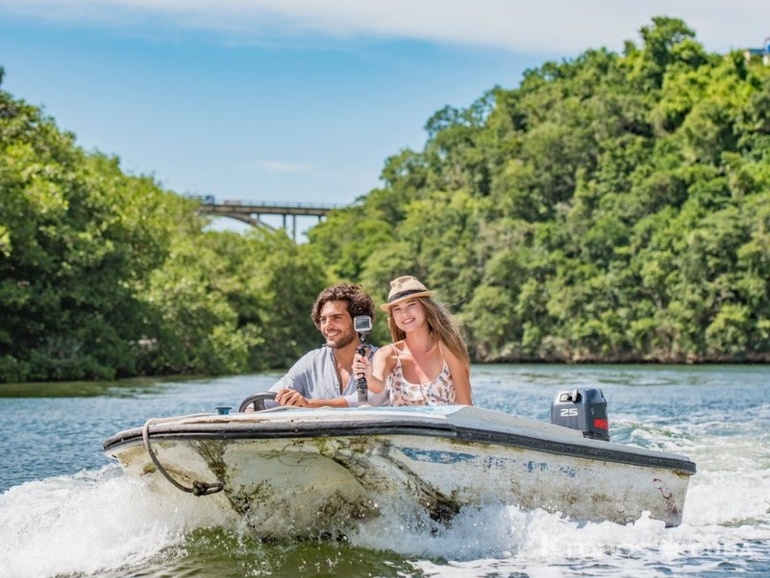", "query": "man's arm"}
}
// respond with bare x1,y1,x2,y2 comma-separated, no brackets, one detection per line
266,351,317,397
275,389,350,408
